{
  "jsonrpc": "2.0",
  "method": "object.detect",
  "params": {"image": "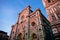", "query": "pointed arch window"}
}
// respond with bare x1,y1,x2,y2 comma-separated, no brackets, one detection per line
57,14,60,19
50,13,56,20
52,15,56,20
